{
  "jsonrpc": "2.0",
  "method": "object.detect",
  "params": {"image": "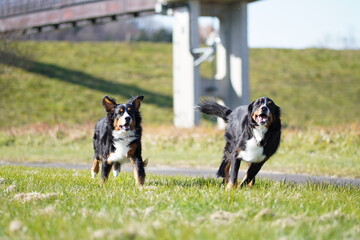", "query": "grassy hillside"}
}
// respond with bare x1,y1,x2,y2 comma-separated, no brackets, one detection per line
1,41,359,128
250,49,360,127
0,42,173,127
